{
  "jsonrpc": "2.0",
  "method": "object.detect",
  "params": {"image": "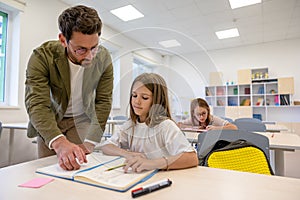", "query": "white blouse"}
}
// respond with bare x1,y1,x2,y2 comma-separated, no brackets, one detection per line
101,119,195,159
